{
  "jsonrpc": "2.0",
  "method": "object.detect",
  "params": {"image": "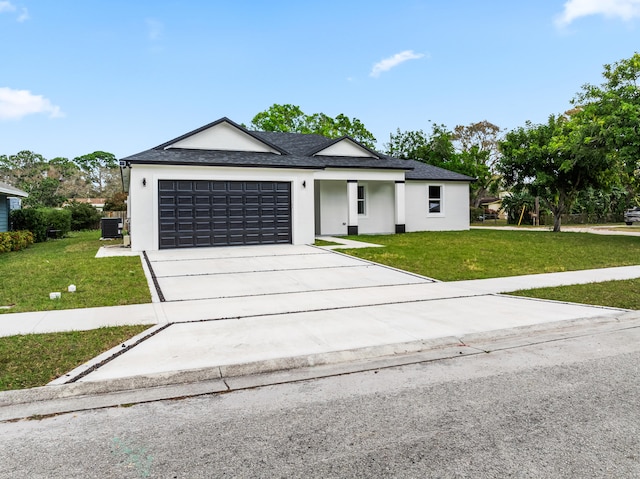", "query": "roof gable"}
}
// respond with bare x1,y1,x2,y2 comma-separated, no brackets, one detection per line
310,137,379,158
157,118,286,155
